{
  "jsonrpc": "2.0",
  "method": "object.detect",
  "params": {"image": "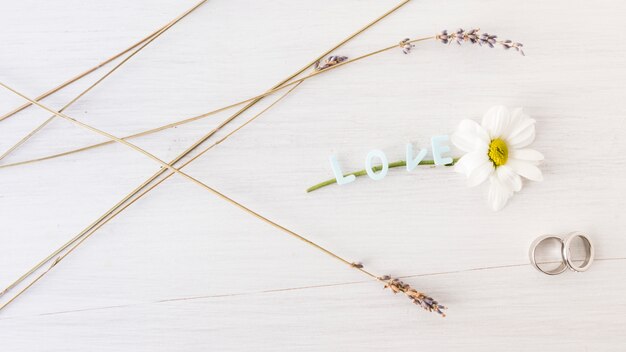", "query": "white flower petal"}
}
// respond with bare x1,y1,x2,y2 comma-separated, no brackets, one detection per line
454,151,489,177
467,161,494,187
508,126,535,149
510,149,544,162
488,174,514,211
481,106,510,138
503,108,524,138
496,165,522,192
505,110,536,148
451,132,489,154
508,159,543,181
451,119,490,152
